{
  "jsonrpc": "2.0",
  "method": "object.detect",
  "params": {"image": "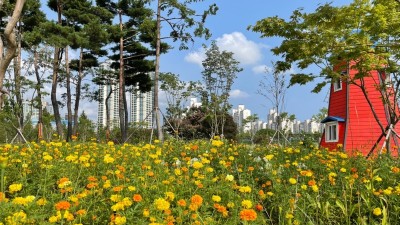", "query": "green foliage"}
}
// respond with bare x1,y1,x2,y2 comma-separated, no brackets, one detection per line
201,42,242,137
76,111,96,142
249,0,400,92
165,106,237,141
